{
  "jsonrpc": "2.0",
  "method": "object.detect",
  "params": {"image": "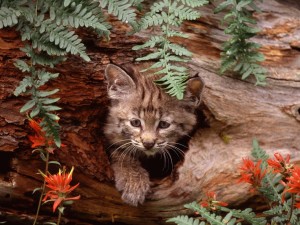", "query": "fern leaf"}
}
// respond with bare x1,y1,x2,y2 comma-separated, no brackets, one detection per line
21,45,65,67
220,207,266,225
13,76,32,96
35,71,59,88
185,202,238,225
36,89,59,98
0,7,20,28
20,99,36,113
179,0,208,7
167,215,201,225
169,43,192,57
136,51,163,61
171,5,200,21
99,0,136,23
46,26,90,61
40,115,61,147
251,139,269,163
14,59,30,72
132,36,164,50
157,72,187,100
